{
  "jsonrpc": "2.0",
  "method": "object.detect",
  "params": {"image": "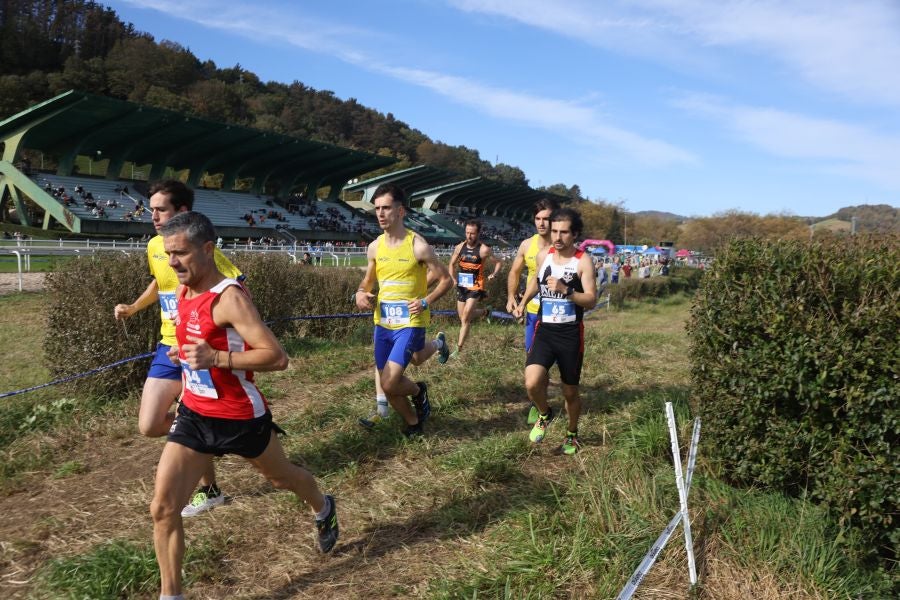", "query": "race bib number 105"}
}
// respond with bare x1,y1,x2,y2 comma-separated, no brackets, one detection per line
159,291,178,322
